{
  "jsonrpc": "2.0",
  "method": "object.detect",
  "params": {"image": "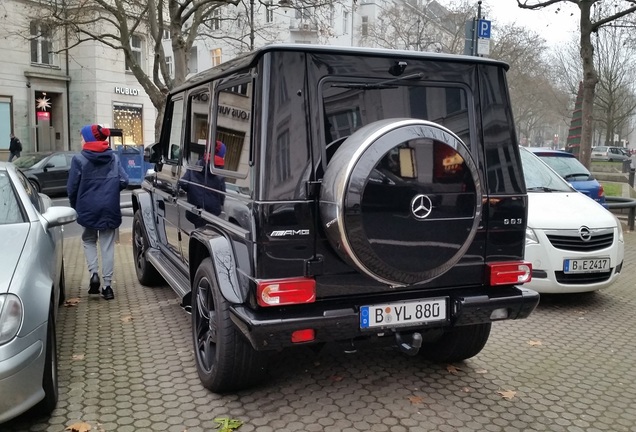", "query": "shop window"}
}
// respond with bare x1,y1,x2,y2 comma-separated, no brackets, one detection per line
30,22,54,65
113,104,144,145
126,35,143,72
